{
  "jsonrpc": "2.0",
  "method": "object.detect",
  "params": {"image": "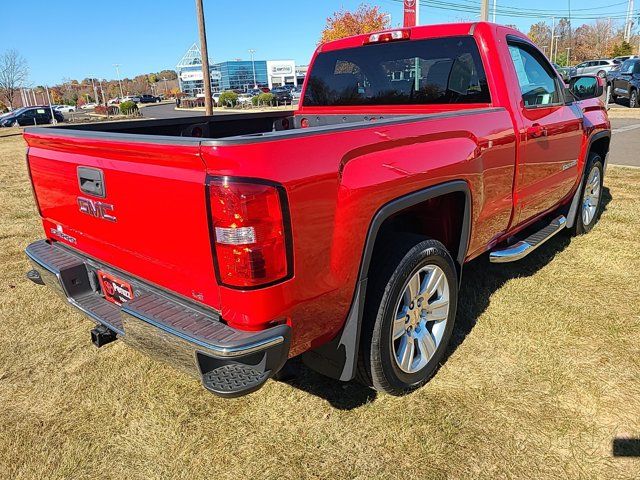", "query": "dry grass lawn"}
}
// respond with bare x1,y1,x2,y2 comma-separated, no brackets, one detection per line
0,131,639,479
